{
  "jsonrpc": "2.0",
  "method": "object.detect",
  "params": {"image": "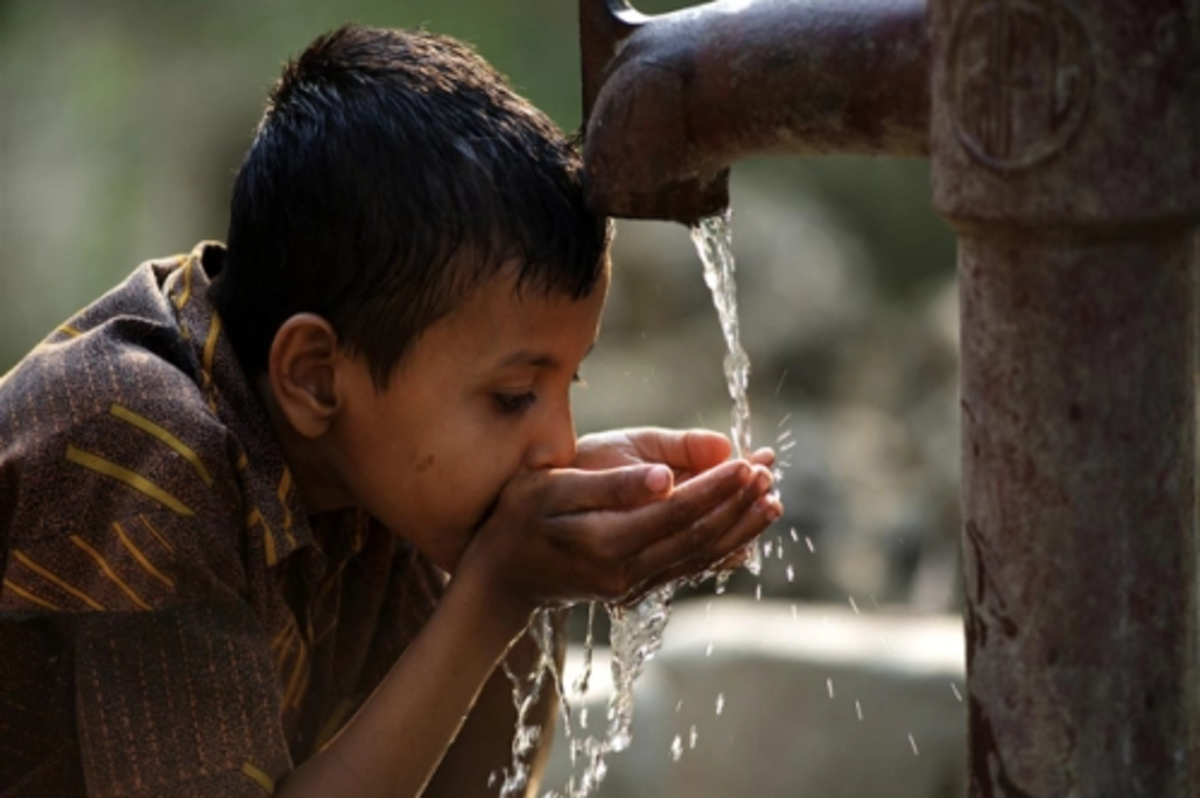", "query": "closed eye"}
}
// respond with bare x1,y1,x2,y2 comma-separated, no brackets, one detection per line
494,392,537,414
